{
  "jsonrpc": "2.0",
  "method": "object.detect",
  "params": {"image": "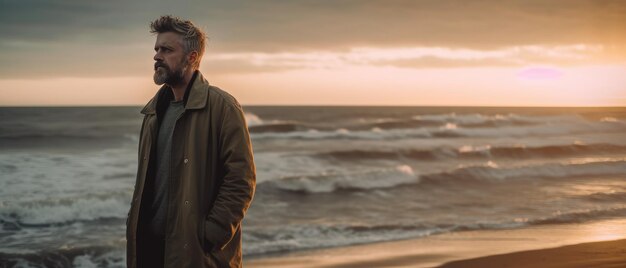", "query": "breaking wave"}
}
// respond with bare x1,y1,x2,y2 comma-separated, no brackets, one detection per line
317,143,626,161
259,159,626,194
244,206,626,256
261,165,417,193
